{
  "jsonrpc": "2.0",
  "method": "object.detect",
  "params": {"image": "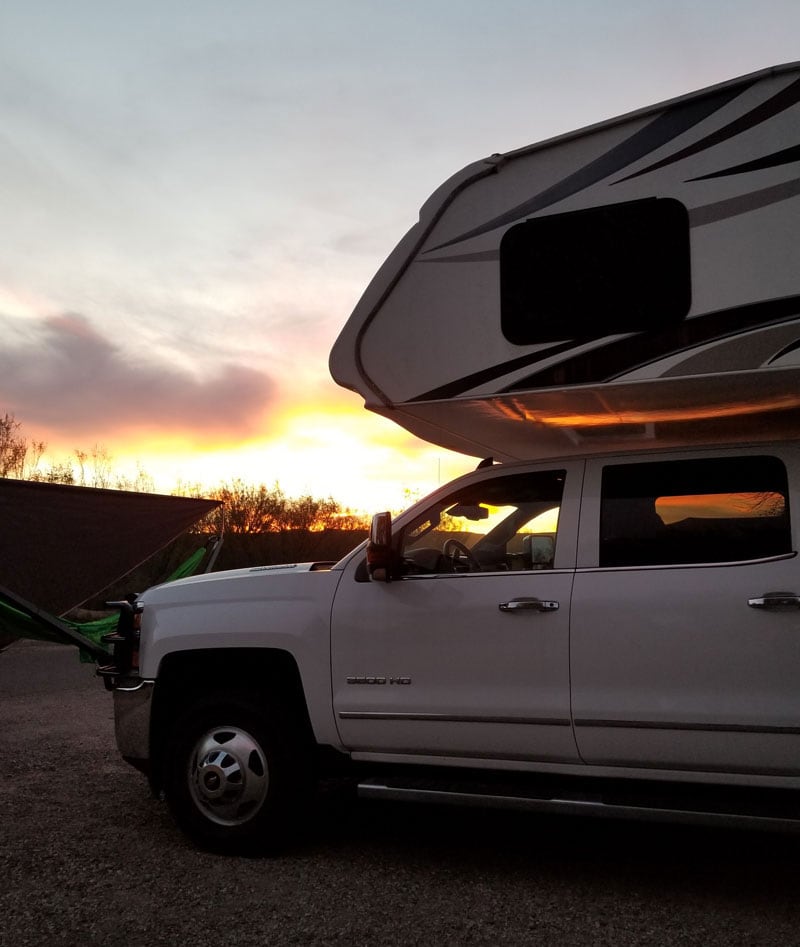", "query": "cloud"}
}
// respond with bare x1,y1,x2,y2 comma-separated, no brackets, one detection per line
0,313,277,441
